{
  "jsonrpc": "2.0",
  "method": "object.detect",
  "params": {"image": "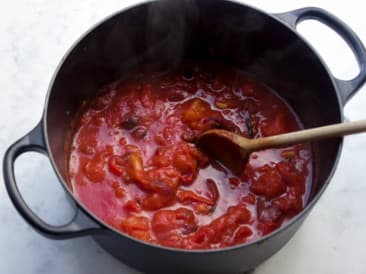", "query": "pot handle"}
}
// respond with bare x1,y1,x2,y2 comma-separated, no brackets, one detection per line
3,121,102,239
274,7,366,105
